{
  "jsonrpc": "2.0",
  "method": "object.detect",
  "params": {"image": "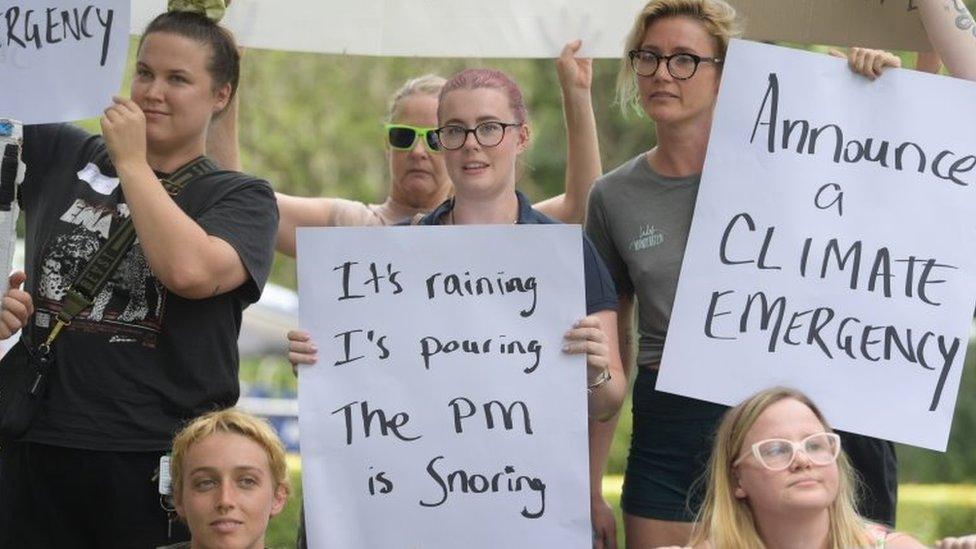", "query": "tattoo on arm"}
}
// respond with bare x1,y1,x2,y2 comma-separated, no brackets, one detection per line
951,0,976,37
212,284,221,296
